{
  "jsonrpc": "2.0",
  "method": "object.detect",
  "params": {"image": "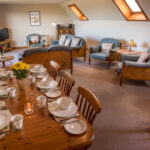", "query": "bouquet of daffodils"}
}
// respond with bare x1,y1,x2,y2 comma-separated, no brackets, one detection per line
10,62,29,79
